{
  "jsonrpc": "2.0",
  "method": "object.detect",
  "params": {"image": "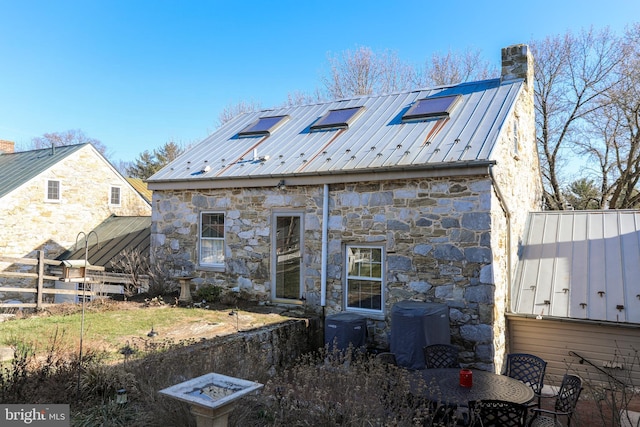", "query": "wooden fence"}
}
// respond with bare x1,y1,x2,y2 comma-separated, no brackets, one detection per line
0,251,146,309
